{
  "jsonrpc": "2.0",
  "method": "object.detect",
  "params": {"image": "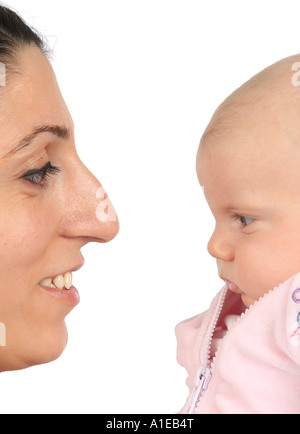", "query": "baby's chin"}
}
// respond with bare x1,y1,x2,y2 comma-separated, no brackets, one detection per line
240,293,257,309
